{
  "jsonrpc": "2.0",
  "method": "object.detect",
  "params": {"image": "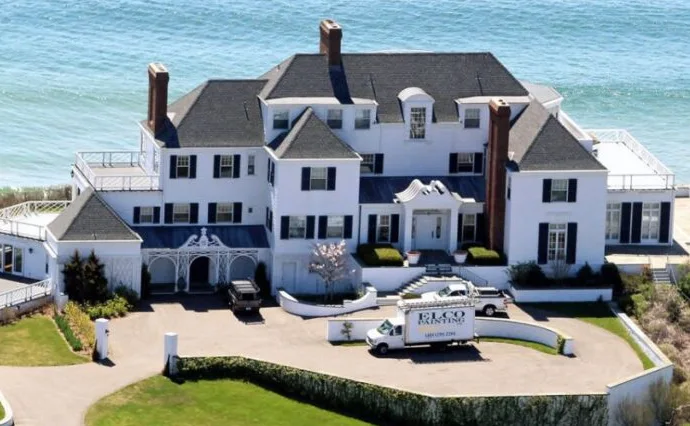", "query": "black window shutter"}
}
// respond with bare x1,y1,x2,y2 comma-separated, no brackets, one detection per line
153,207,161,224
542,179,552,203
301,167,310,191
233,202,242,224
538,223,548,265
620,202,631,243
233,155,241,178
566,223,578,264
189,155,197,179
344,215,353,239
133,207,141,224
208,203,217,224
327,167,336,191
265,208,269,229
213,155,220,178
567,179,577,203
164,203,173,224
659,202,671,243
318,216,328,239
473,153,484,174
476,213,486,243
280,216,290,240
169,155,177,179
267,159,271,182
390,214,400,243
367,214,377,243
306,216,315,239
190,203,199,224
374,154,384,174
631,202,643,243
457,214,463,242
269,210,273,231
449,153,458,174
270,163,275,185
